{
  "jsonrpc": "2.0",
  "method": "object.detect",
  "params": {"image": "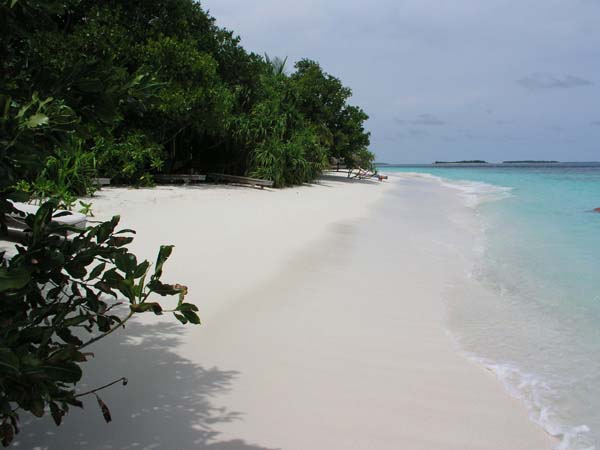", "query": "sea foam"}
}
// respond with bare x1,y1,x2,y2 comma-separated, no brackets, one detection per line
393,172,513,207
464,351,595,450
391,169,598,450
